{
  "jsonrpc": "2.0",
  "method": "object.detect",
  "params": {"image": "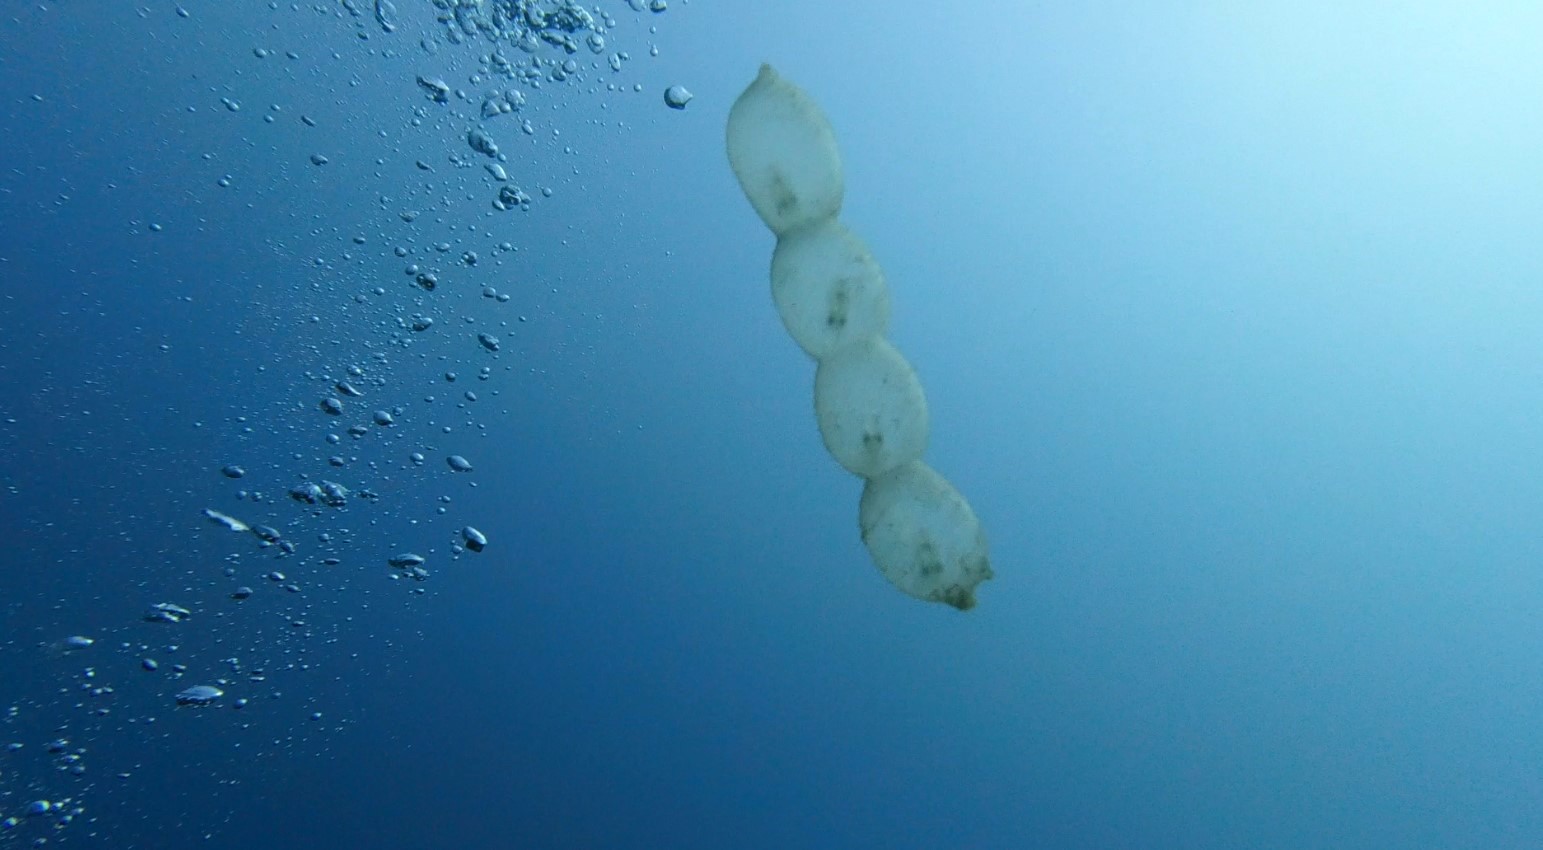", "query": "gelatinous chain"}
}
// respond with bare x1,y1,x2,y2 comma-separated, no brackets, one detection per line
725,64,993,610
